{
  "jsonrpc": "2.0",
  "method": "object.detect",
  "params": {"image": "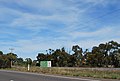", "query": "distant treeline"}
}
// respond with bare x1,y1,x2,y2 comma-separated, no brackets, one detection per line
0,52,33,68
0,52,17,68
36,40,120,67
0,40,120,68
